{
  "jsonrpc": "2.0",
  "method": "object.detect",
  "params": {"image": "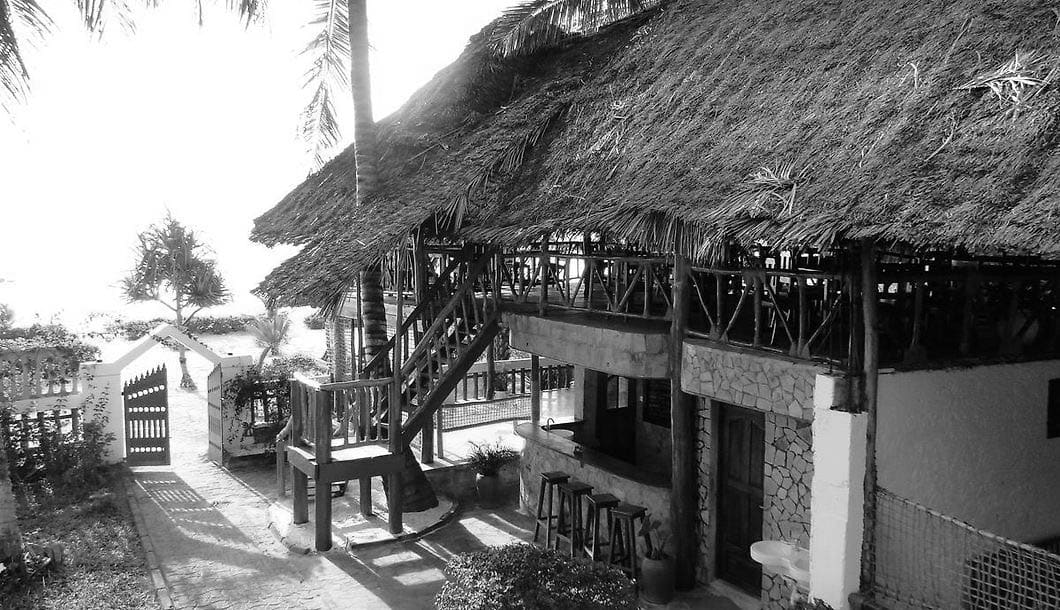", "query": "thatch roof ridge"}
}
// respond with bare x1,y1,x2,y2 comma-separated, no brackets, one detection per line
257,0,1060,307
